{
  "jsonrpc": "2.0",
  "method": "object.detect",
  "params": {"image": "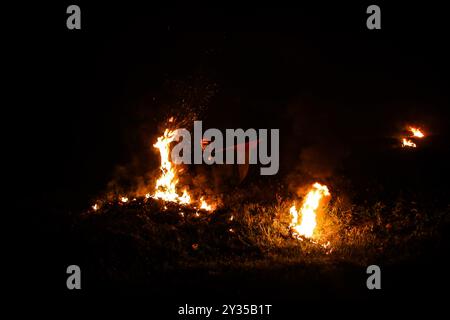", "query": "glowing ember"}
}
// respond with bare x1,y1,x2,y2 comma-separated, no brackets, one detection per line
289,182,330,238
402,138,416,148
152,129,192,204
179,189,191,205
409,127,424,138
199,197,214,212
121,196,129,203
